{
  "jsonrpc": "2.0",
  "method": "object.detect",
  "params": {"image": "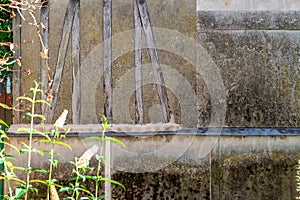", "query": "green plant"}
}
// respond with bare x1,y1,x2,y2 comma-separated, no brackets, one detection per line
0,121,27,200
60,115,126,199
0,81,125,199
0,1,125,199
36,109,72,200
0,81,53,199
16,81,49,199
0,81,50,199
